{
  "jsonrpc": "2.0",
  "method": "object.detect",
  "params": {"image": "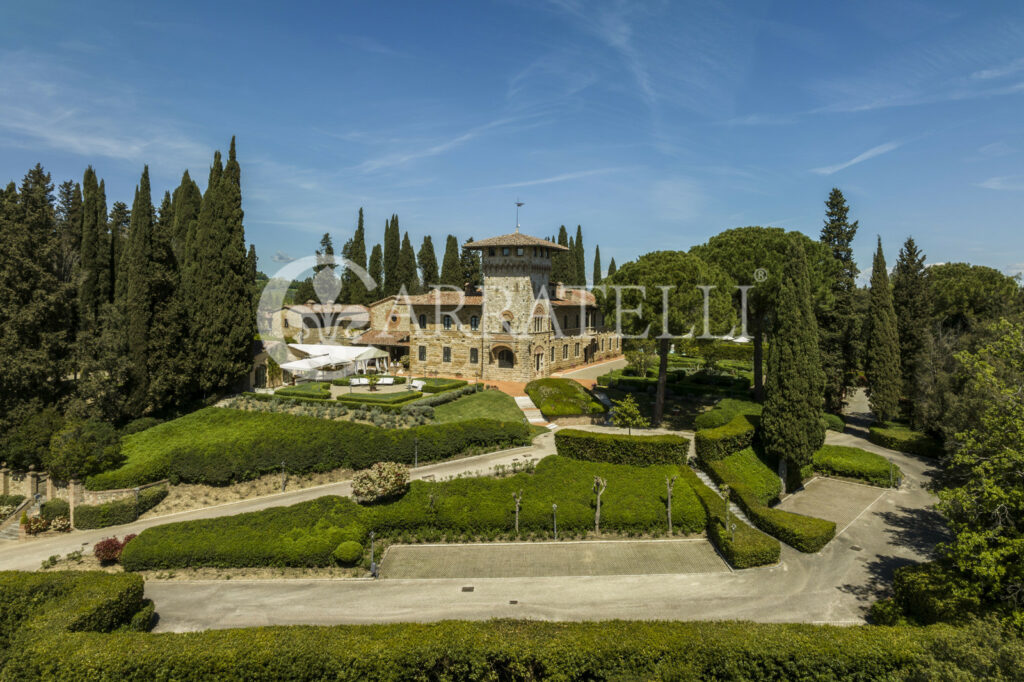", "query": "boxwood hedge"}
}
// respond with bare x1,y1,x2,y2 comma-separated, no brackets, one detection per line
868,422,943,459
554,429,690,465
414,377,468,393
694,414,757,462
335,390,422,405
693,398,762,431
525,378,604,417
706,447,781,506
86,408,529,489
38,487,168,529
814,445,902,488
